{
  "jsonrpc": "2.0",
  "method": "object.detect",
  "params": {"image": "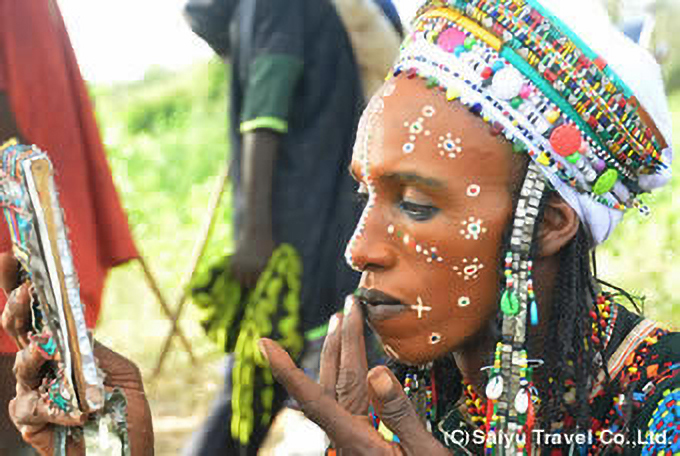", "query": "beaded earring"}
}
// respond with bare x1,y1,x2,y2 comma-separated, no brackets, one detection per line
488,161,546,454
